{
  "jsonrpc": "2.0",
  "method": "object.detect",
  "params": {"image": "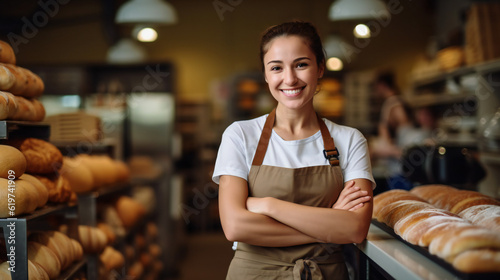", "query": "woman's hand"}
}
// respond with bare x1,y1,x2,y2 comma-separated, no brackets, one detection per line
246,197,272,215
332,181,371,211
